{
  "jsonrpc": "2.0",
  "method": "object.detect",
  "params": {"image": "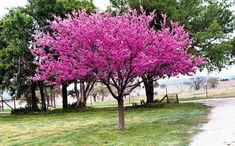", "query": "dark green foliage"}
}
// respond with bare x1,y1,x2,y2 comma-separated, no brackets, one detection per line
68,102,78,109
0,0,95,102
25,0,95,31
11,107,43,115
0,9,35,97
231,37,235,59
